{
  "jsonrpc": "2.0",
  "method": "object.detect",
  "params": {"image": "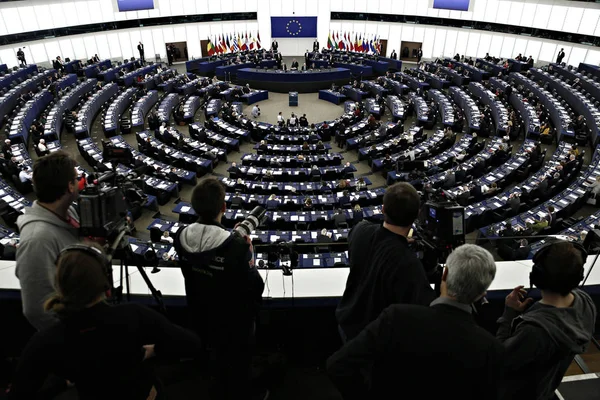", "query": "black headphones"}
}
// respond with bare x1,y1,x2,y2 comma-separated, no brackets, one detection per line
530,240,586,291
56,244,111,290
